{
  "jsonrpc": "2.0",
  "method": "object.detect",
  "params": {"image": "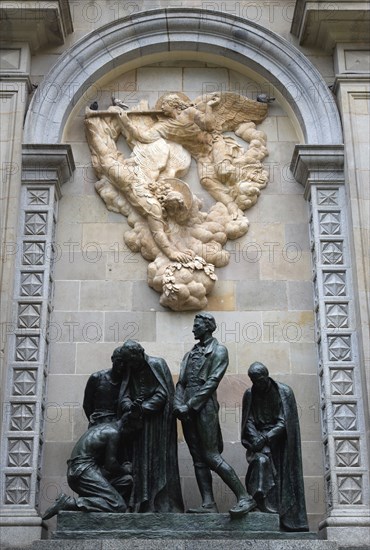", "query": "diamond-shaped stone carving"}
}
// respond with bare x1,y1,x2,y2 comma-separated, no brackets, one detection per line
323,272,346,296
326,303,349,329
337,476,362,505
15,336,39,362
333,403,357,431
22,242,45,266
5,475,31,505
8,439,33,467
331,369,354,395
12,369,37,396
24,212,47,235
335,439,360,467
319,212,341,235
18,303,41,329
10,403,35,431
328,335,351,361
27,189,49,205
20,272,44,296
321,241,344,265
317,189,339,206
